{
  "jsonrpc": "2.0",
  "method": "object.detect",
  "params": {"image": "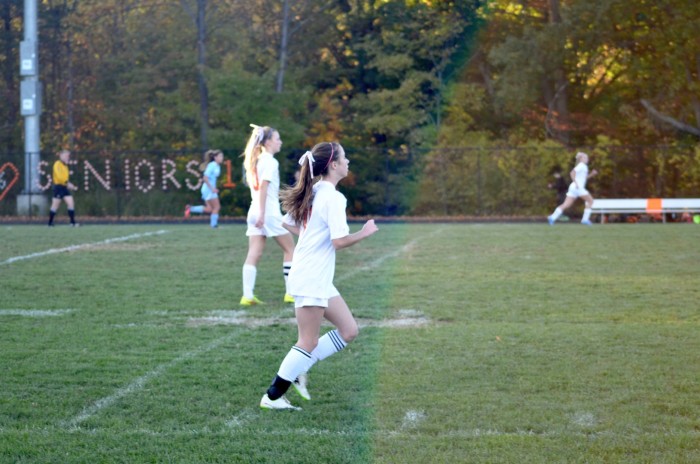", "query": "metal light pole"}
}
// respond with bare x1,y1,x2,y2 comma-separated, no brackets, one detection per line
17,0,46,216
